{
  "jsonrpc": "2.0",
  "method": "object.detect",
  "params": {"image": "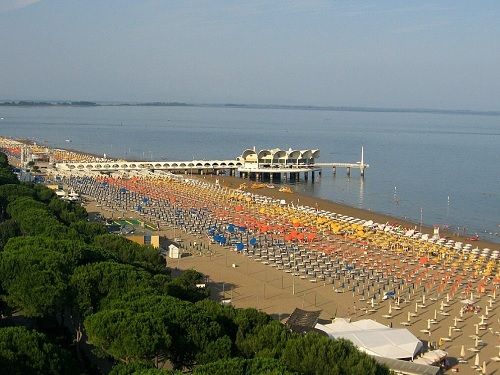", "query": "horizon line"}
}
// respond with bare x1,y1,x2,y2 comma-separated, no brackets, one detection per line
1,99,500,116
